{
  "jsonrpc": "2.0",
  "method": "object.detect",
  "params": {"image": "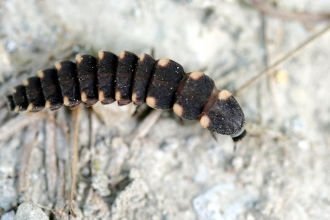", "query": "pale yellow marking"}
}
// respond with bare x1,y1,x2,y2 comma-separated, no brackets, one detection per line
45,100,51,108
146,96,157,108
115,91,122,101
189,72,203,80
99,91,105,102
23,79,29,86
81,92,88,103
139,53,146,62
119,50,126,59
27,103,34,111
218,90,232,100
173,103,183,117
132,92,138,103
76,54,83,64
200,115,211,128
98,51,105,60
275,69,289,84
37,70,44,78
55,62,62,70
11,88,17,93
14,106,20,112
158,59,170,67
63,96,70,106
